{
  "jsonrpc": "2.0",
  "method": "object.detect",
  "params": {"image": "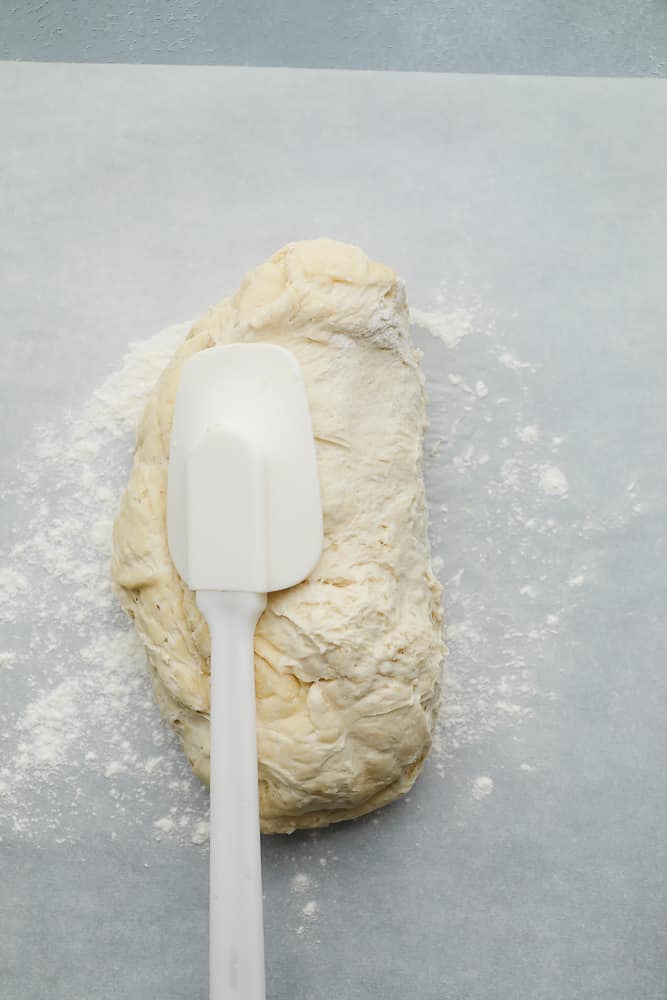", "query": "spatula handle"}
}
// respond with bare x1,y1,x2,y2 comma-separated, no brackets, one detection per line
197,590,268,1000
